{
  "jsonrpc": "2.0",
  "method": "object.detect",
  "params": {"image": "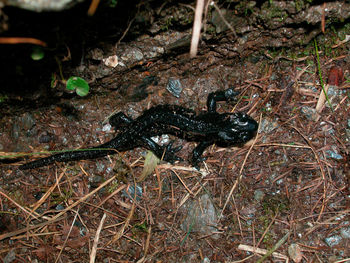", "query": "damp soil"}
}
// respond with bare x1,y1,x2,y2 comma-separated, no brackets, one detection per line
0,1,349,262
